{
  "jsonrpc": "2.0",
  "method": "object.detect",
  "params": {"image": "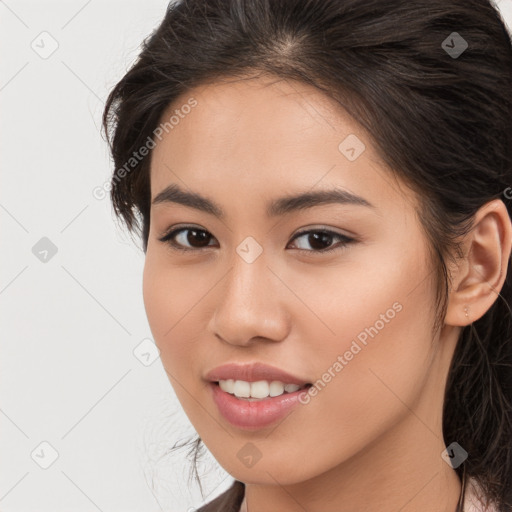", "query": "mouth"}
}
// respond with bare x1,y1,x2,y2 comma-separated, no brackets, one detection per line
208,380,313,430
205,362,313,429
213,379,312,401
